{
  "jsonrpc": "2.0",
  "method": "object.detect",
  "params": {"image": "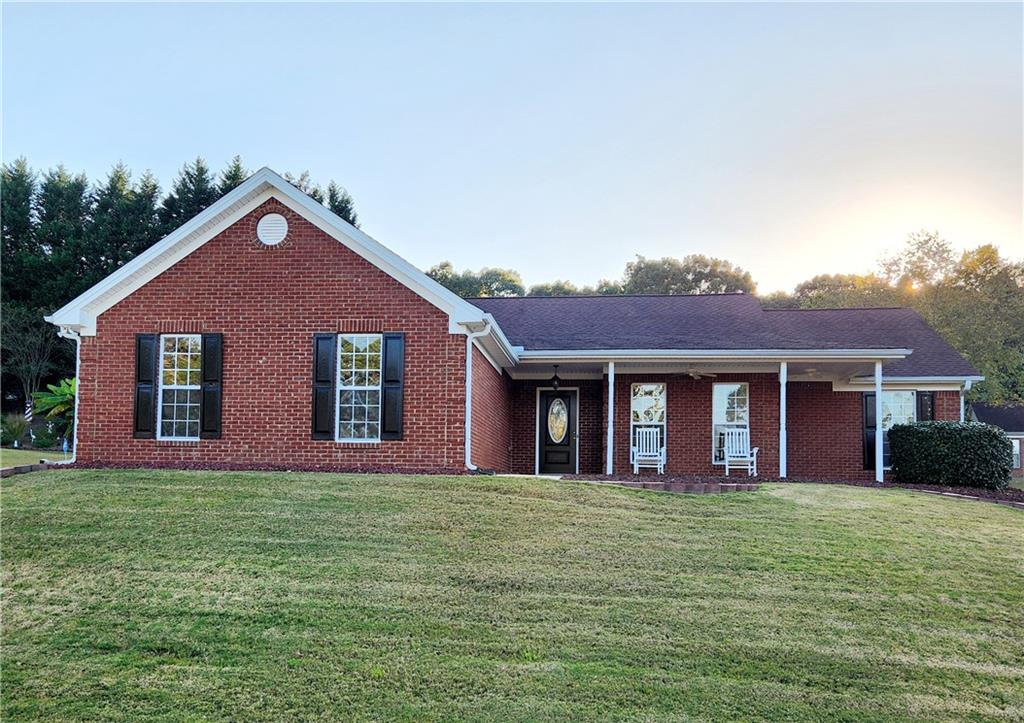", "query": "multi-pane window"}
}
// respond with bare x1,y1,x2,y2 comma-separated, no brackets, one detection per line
158,334,202,440
880,391,916,431
712,383,749,463
631,383,667,448
337,334,383,441
1012,439,1021,470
